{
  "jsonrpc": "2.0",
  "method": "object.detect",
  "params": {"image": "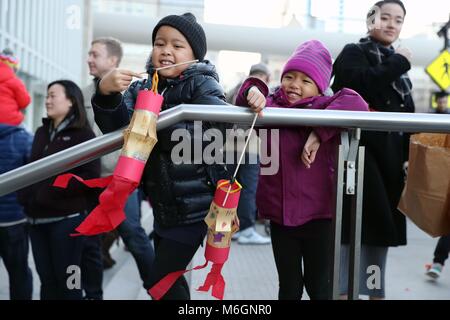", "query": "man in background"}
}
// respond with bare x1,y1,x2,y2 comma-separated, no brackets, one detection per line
82,37,155,297
434,91,449,114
